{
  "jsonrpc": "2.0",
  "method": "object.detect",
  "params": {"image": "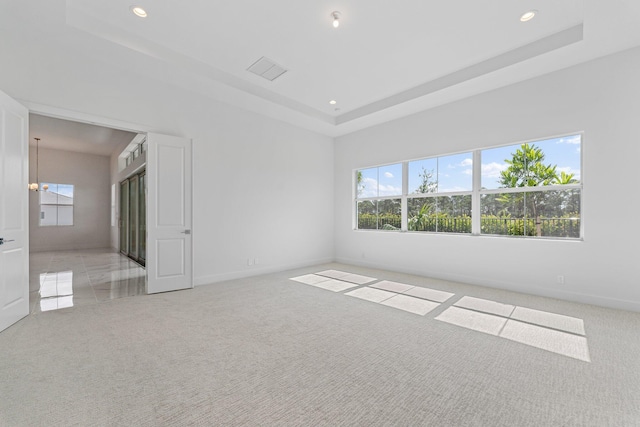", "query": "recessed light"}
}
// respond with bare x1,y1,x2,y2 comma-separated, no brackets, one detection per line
131,6,147,18
520,10,537,22
329,100,337,105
